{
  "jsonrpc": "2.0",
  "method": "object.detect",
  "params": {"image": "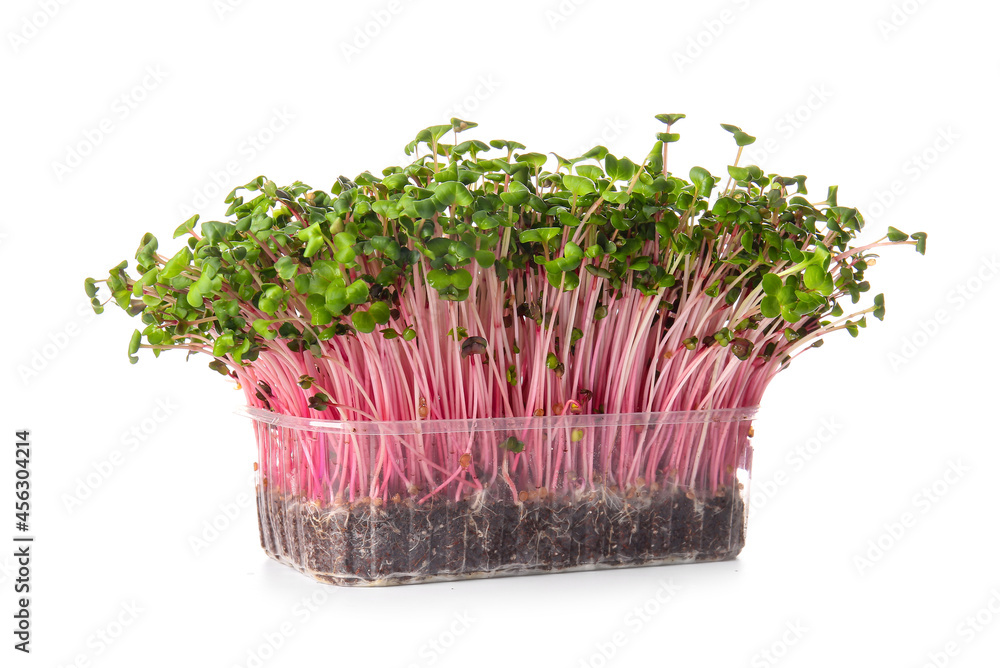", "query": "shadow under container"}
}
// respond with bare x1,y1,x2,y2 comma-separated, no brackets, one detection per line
240,406,757,586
